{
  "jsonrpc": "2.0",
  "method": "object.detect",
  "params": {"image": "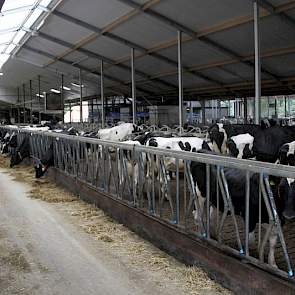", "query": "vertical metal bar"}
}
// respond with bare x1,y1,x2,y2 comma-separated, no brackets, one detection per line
100,60,105,128
254,0,261,125
201,100,205,125
29,80,33,123
206,164,210,239
131,48,136,125
17,87,20,123
244,97,248,124
175,158,180,224
69,101,72,123
23,83,26,123
245,171,250,257
284,96,287,118
178,30,183,131
275,97,277,118
79,69,83,123
61,74,64,123
91,99,94,123
267,96,270,118
38,75,41,123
